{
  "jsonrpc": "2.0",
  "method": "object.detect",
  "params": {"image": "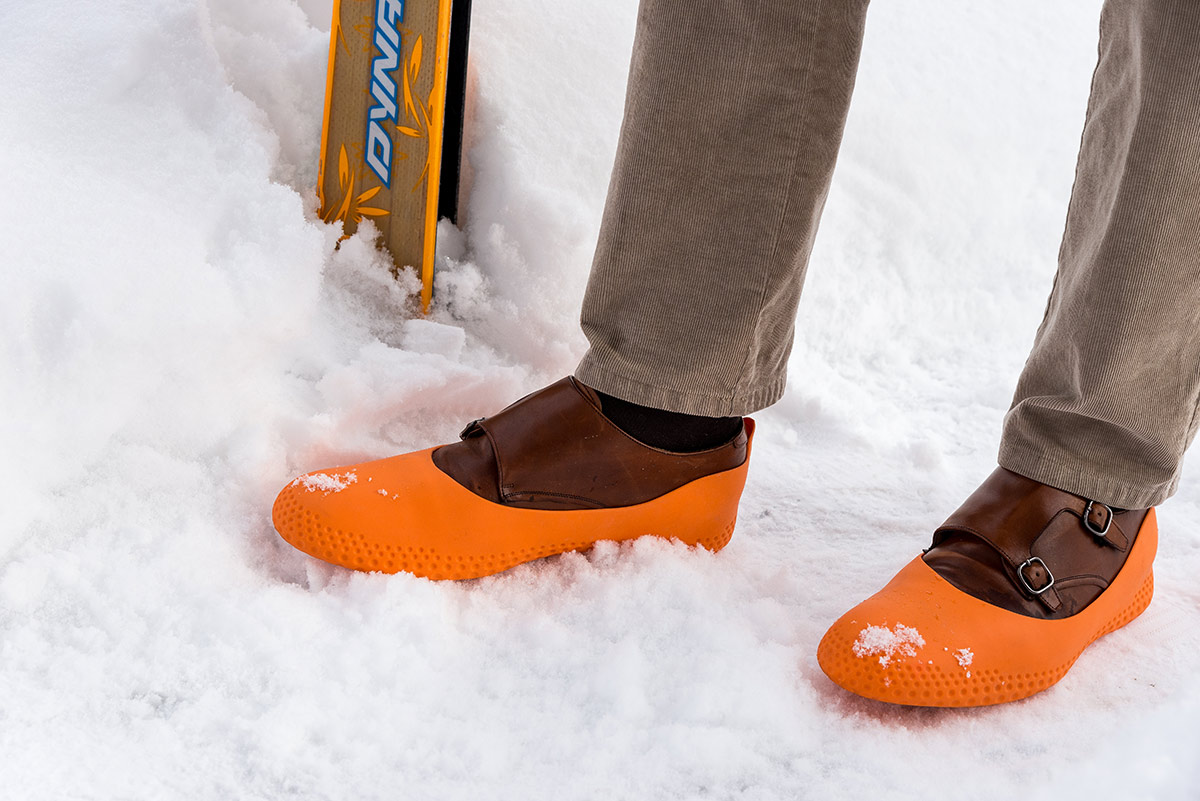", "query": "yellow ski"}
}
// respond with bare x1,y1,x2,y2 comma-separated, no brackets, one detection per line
317,0,471,312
